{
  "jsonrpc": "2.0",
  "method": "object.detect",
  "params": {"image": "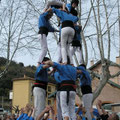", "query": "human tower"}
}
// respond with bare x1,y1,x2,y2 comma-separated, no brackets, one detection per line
33,0,93,120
